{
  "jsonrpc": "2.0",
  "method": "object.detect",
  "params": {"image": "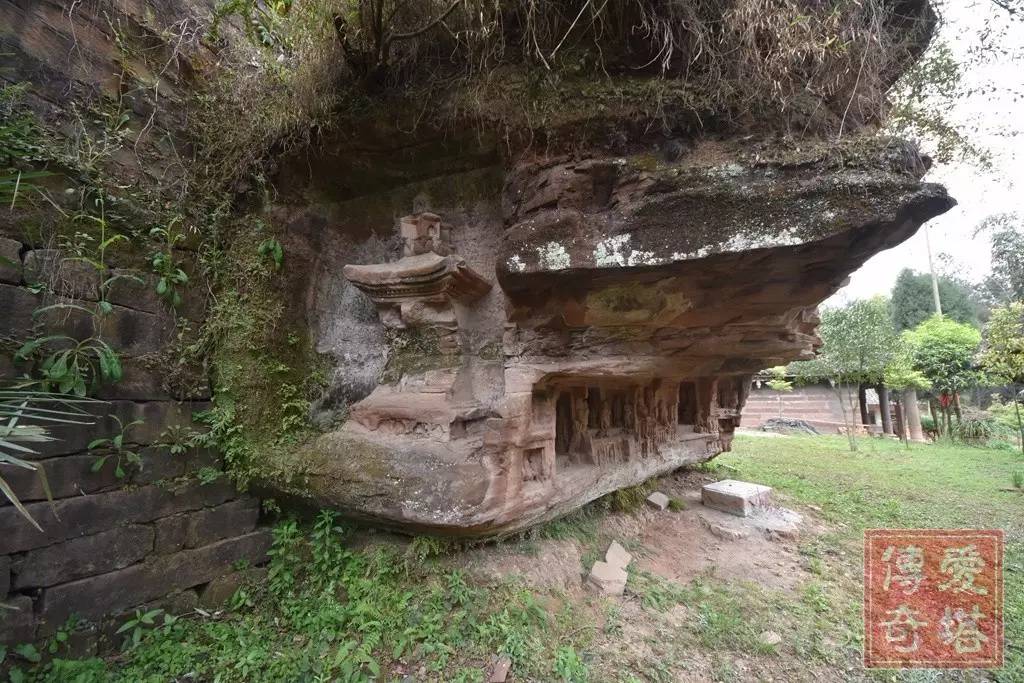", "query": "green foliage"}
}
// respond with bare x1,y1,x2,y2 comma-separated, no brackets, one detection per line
887,42,990,166
115,609,166,651
882,339,931,391
667,497,686,512
184,219,327,490
266,518,303,597
0,84,46,164
988,394,1024,433
720,433,1024,679
608,479,657,513
16,518,590,682
1013,471,1023,491
949,414,996,443
791,296,899,385
765,366,793,393
0,84,51,207
975,214,1024,307
919,414,937,435
257,237,284,271
196,466,223,485
627,570,690,612
979,302,1024,451
553,645,588,683
87,416,143,479
0,388,99,530
890,268,980,331
980,302,1024,385
209,0,295,47
404,535,455,567
149,222,190,308
903,315,982,396
15,335,122,397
